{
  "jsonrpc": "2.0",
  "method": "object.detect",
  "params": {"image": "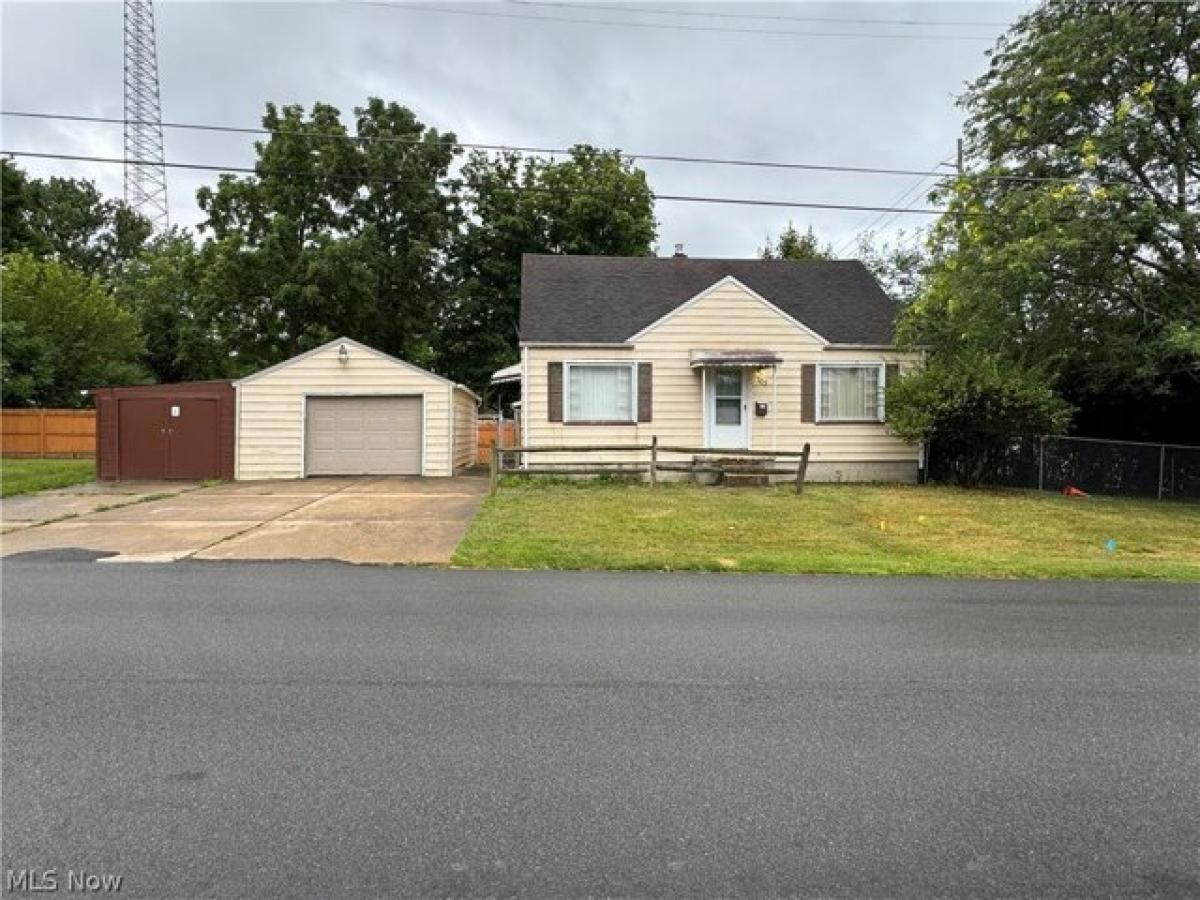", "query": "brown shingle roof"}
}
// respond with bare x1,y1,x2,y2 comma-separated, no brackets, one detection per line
520,254,900,345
